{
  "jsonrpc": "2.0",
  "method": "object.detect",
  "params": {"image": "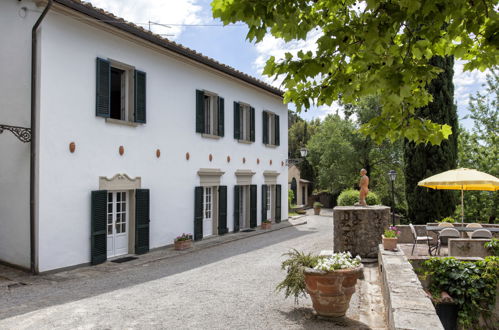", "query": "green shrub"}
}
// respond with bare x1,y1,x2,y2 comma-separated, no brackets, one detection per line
437,216,455,223
337,189,380,206
313,201,323,208
421,257,499,328
288,189,294,209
